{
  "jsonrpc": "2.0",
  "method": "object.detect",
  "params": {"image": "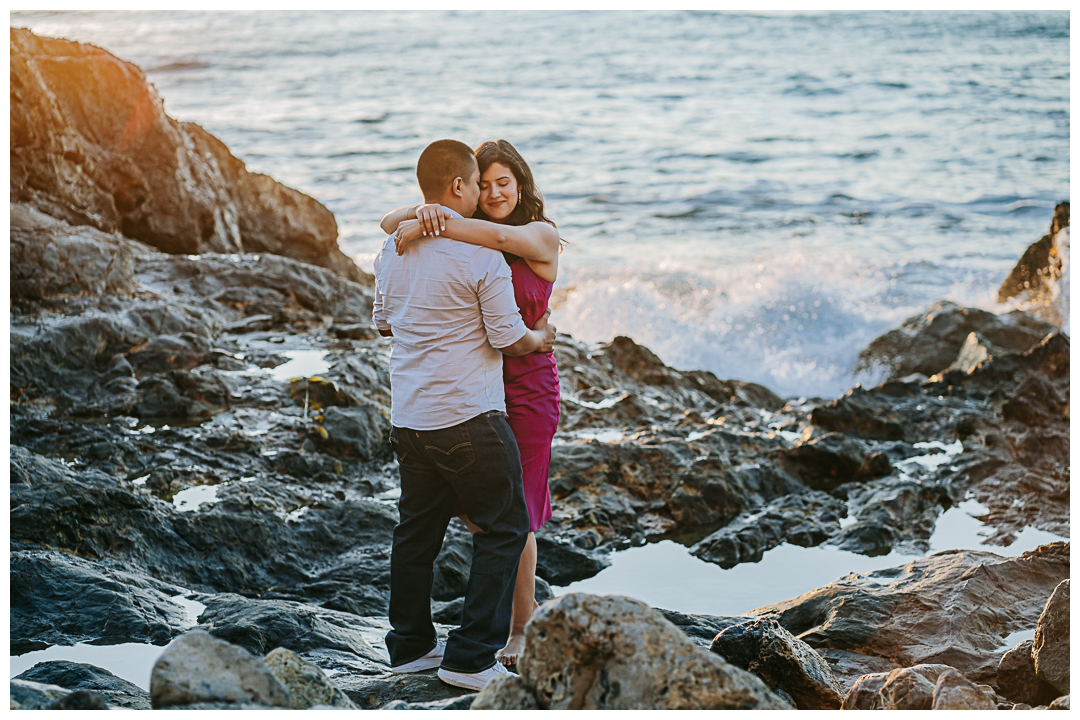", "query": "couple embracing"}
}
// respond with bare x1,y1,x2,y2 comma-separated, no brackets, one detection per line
372,139,561,691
